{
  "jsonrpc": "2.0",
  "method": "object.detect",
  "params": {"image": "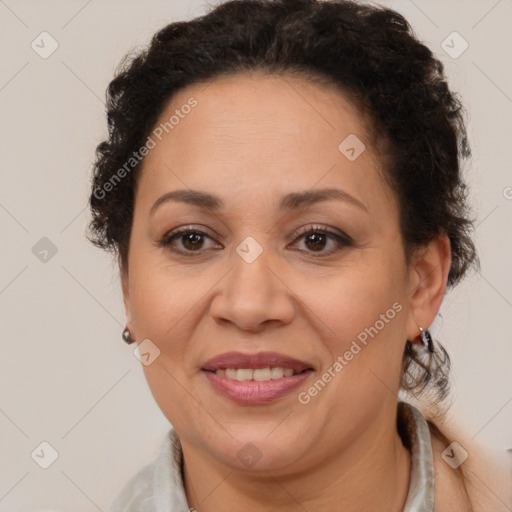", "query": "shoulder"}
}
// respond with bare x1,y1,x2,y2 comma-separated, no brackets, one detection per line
106,458,157,512
427,419,512,512
106,428,189,512
428,427,472,511
106,429,174,512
